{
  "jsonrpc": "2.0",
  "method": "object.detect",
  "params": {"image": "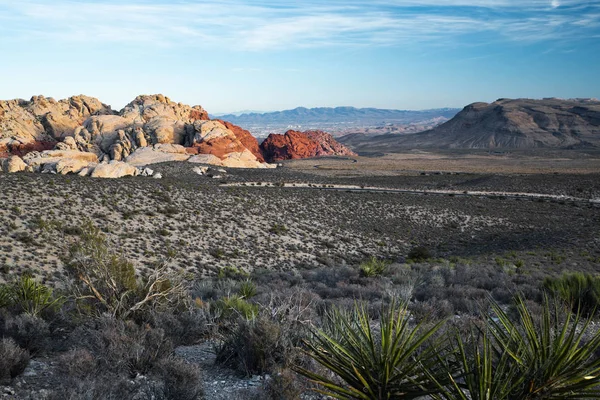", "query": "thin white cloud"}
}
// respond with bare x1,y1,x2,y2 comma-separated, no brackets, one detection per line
0,0,598,50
